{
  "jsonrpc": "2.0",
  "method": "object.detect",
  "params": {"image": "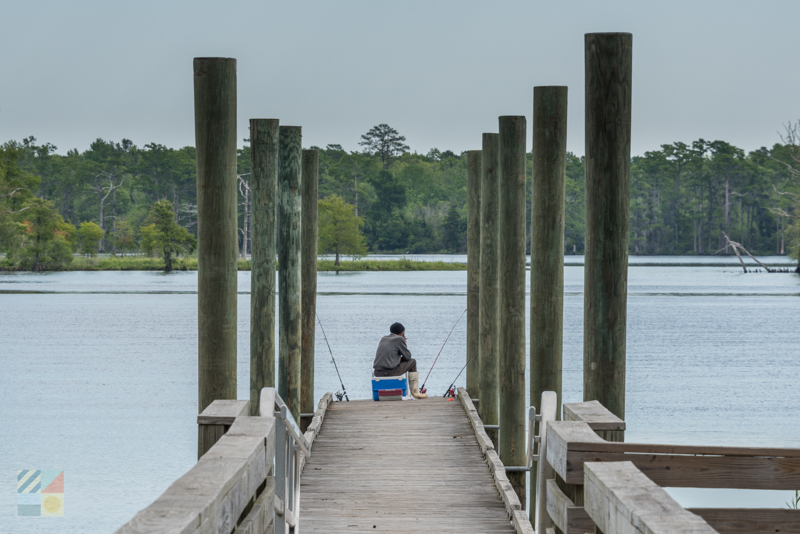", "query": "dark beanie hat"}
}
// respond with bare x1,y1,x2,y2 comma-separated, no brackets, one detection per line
390,322,405,335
